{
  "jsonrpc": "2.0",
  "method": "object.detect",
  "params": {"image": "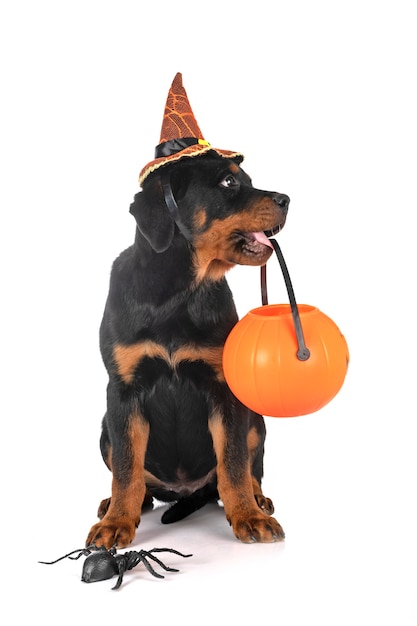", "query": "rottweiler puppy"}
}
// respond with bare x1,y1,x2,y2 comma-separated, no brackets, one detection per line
86,152,289,548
